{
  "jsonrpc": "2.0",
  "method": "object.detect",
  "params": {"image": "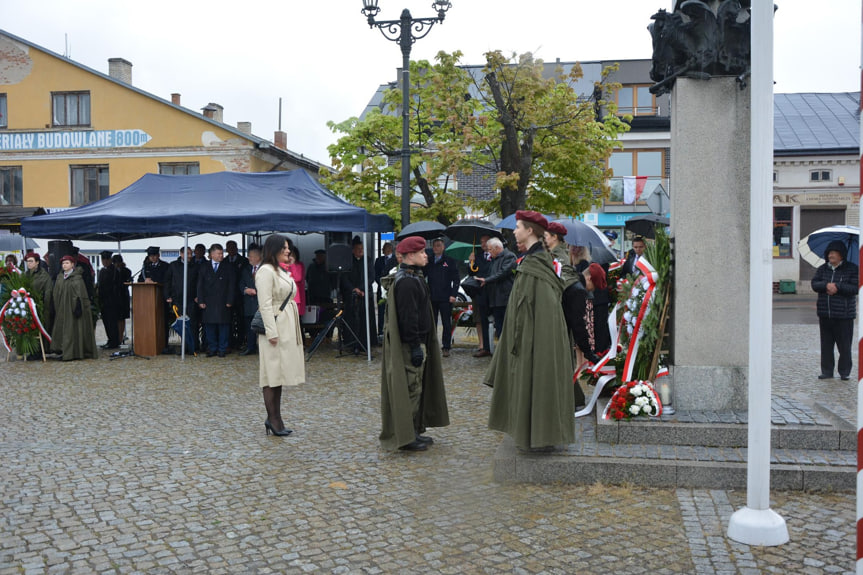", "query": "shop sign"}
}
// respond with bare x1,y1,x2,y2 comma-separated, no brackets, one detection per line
0,129,152,151
773,192,859,205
